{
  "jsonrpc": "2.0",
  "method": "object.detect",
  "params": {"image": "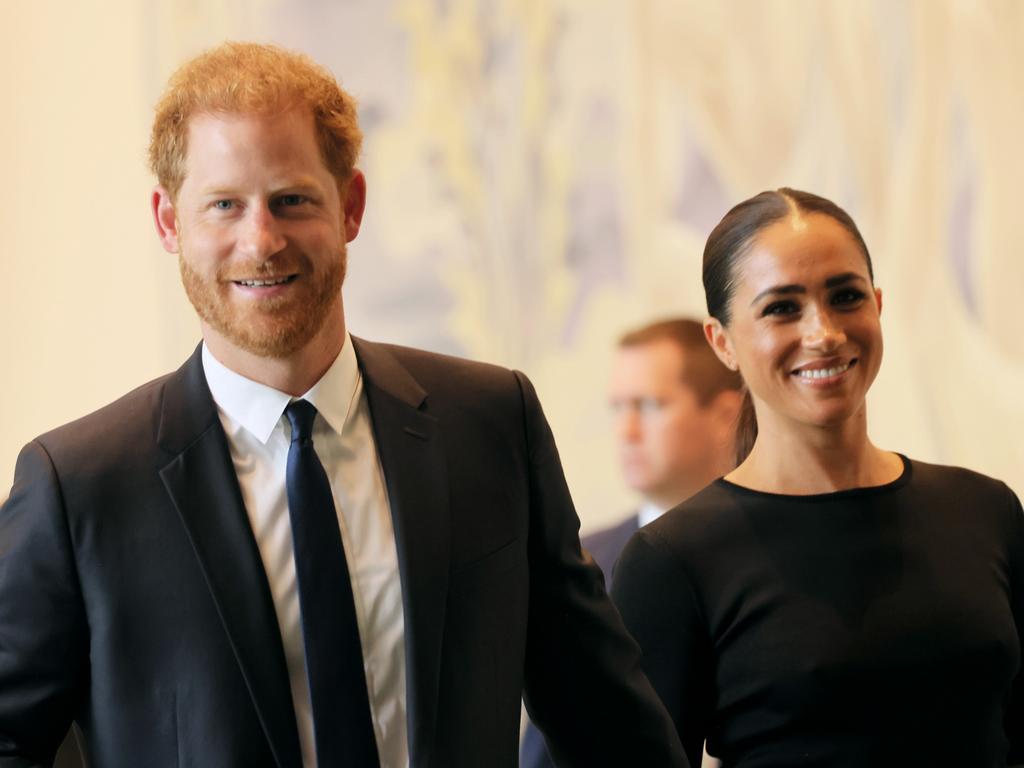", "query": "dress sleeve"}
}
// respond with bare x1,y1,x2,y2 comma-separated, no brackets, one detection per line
612,528,714,767
1006,486,1024,764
